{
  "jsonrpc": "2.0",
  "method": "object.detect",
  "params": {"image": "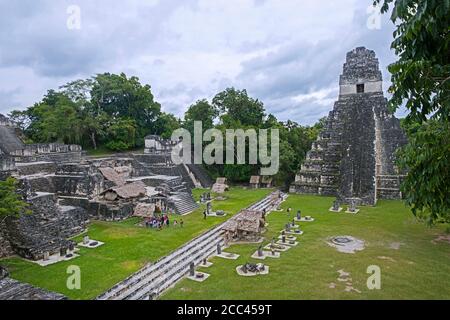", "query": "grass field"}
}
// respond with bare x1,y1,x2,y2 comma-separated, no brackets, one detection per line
0,188,272,300
161,194,450,300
